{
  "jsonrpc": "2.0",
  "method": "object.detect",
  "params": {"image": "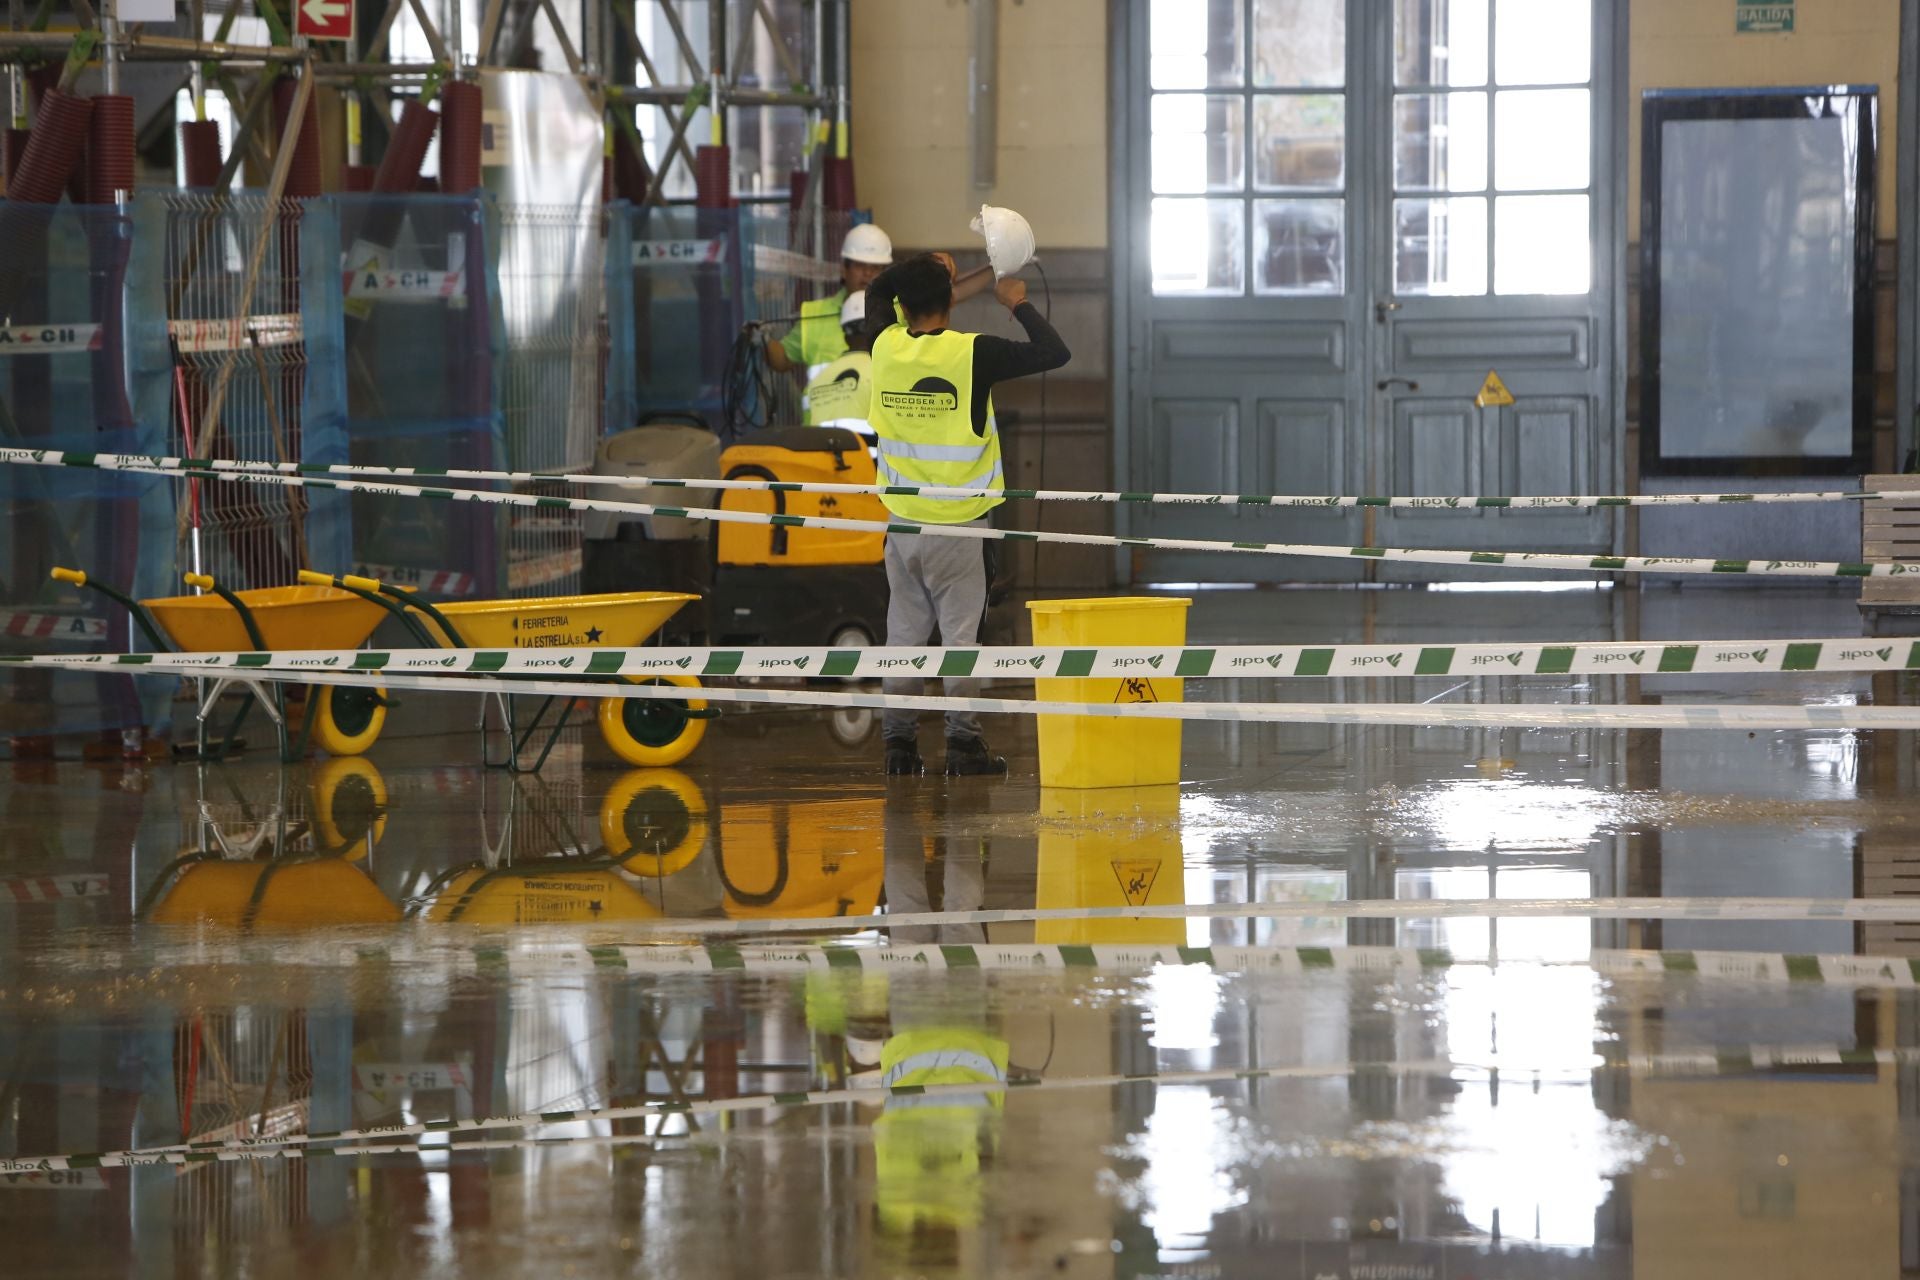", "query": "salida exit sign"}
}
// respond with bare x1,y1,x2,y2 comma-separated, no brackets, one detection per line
1737,0,1794,33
